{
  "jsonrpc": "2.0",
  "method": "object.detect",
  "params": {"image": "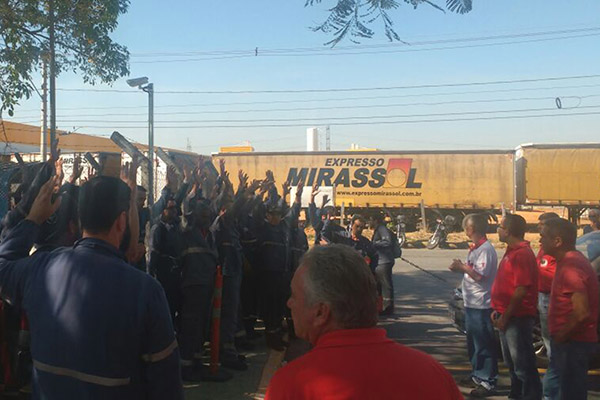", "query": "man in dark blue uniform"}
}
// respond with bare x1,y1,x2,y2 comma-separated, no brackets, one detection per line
148,195,182,328
252,179,304,351
0,176,183,399
178,198,231,382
